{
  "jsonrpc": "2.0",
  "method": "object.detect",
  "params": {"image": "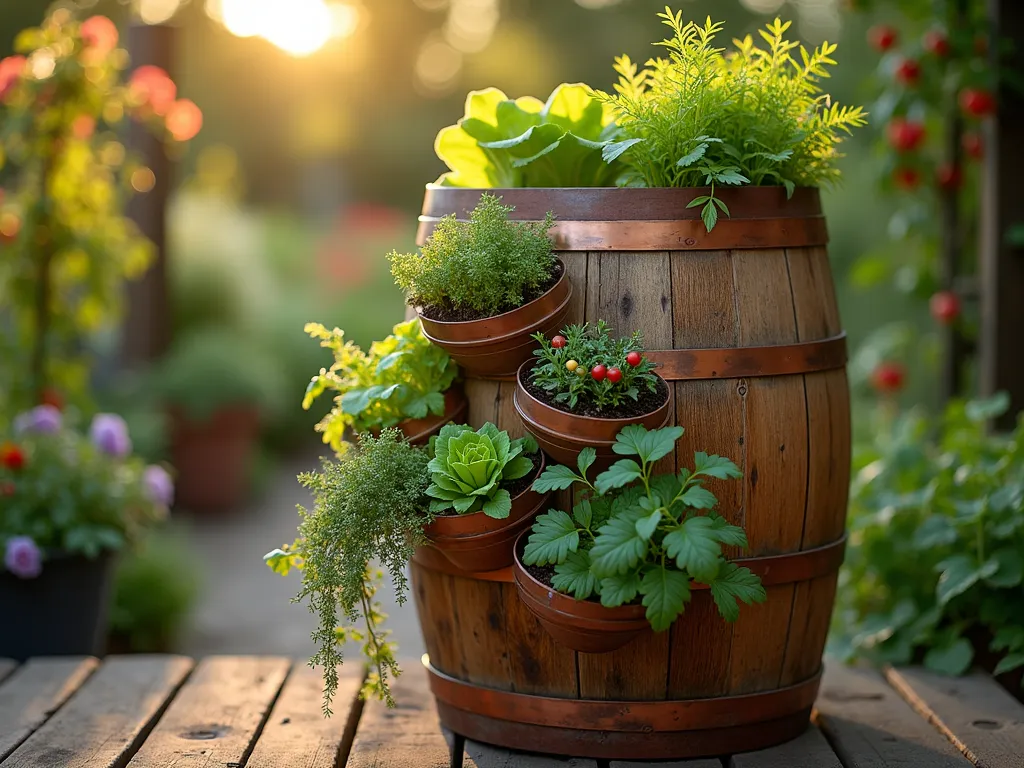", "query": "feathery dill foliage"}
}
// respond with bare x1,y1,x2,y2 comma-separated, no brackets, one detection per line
597,9,866,230
294,429,431,712
389,192,556,318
